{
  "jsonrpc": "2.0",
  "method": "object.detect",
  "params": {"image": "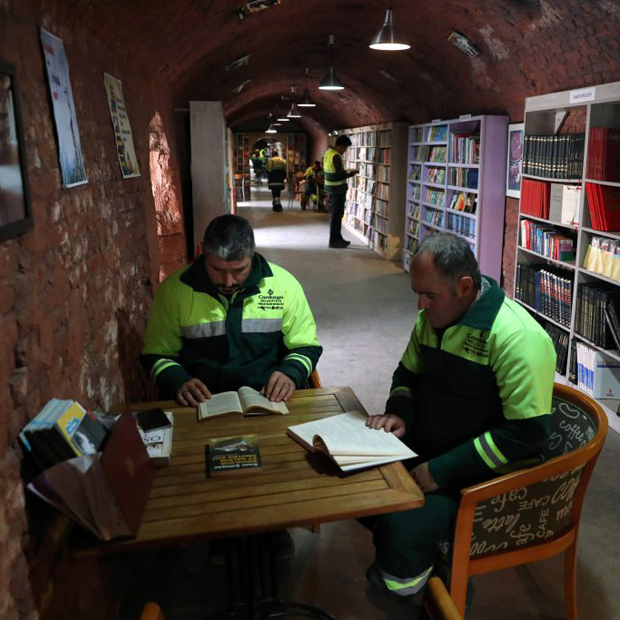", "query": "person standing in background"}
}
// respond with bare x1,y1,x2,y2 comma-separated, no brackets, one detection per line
323,135,358,248
267,149,287,212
